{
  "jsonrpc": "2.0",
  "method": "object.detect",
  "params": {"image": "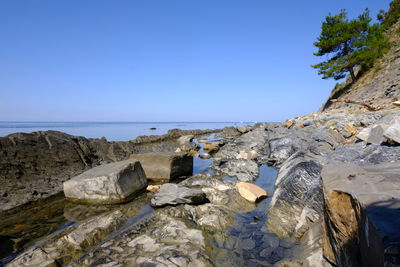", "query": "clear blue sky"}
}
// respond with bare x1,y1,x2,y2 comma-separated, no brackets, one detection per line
0,0,392,122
